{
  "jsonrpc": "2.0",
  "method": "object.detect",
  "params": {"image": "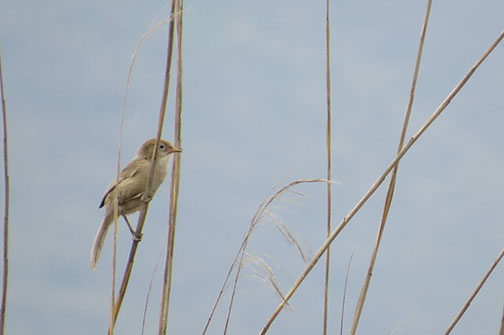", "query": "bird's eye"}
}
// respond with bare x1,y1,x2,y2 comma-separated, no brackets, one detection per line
160,144,165,149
